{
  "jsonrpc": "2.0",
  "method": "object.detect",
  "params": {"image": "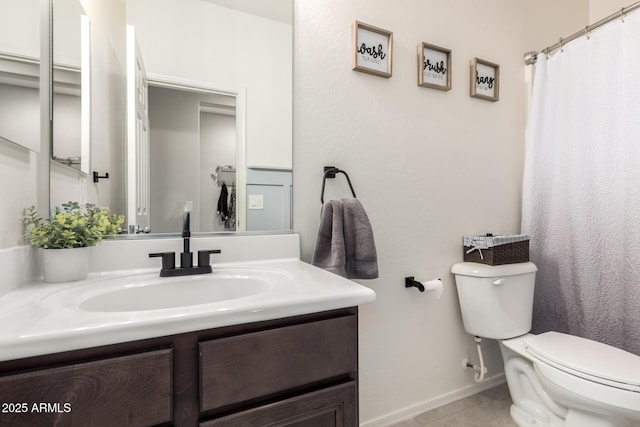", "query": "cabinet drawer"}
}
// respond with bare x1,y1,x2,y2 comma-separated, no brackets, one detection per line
200,381,357,427
0,348,172,427
200,315,356,411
